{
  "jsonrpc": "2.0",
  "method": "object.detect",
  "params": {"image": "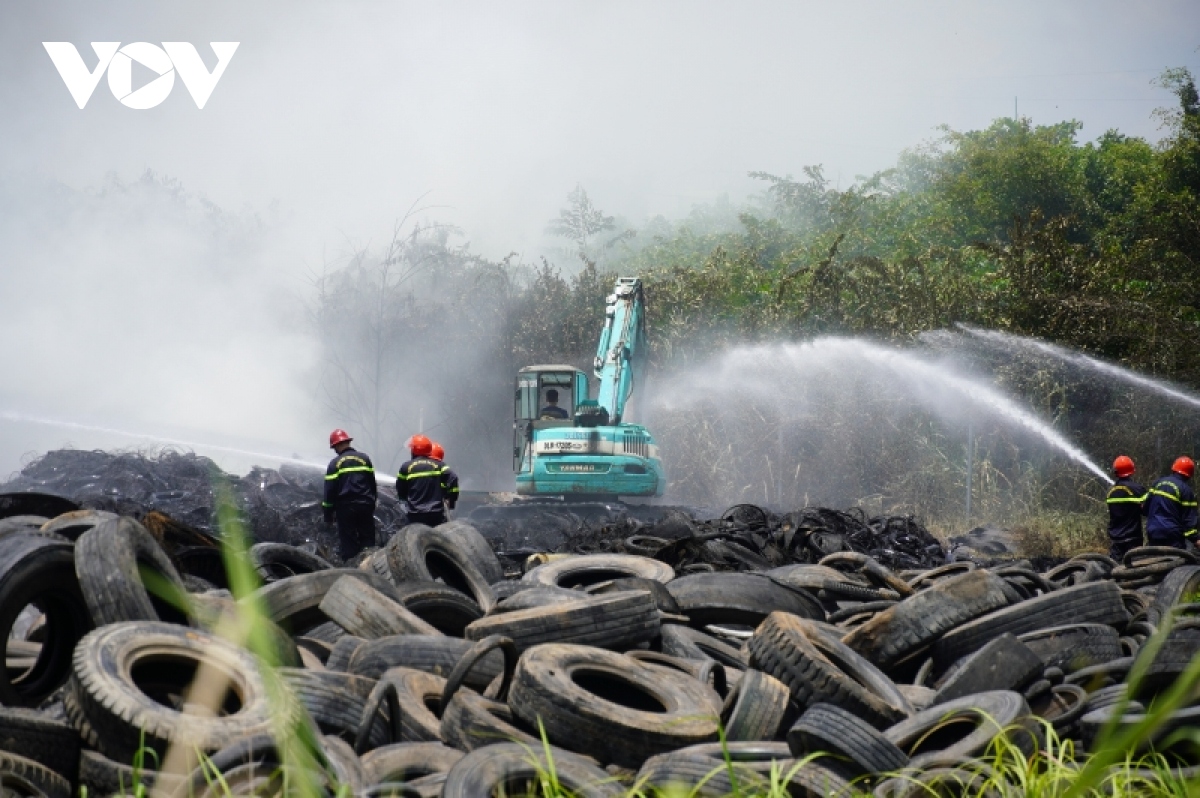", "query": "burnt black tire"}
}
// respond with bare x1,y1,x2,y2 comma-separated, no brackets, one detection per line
932,581,1129,670
74,517,191,627
0,532,91,707
279,666,385,747
788,703,909,776
667,572,825,629
0,751,71,798
67,620,276,761
523,553,675,589
386,525,496,612
348,635,502,687
509,643,720,768
1018,624,1123,673
843,570,1017,669
360,741,464,785
442,742,621,798
251,542,333,582
747,612,912,729
721,668,790,742
660,624,749,669
390,580,484,636
883,690,1036,769
439,688,540,752
435,521,503,584
465,591,660,652
253,568,401,636
0,708,80,784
